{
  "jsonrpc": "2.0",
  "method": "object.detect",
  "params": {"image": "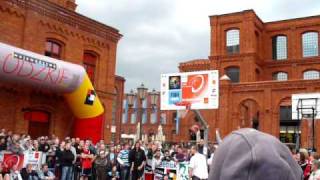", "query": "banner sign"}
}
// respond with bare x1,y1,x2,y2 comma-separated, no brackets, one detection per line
144,162,189,180
177,162,189,180
161,70,219,110
0,153,24,171
23,151,43,170
154,167,166,180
